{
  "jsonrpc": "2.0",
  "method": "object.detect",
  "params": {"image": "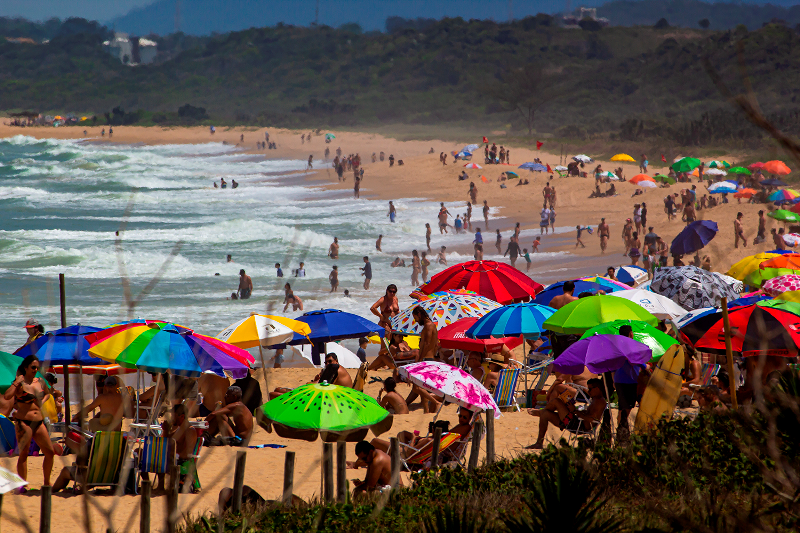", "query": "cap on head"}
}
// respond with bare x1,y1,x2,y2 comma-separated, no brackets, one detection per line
25,318,40,329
